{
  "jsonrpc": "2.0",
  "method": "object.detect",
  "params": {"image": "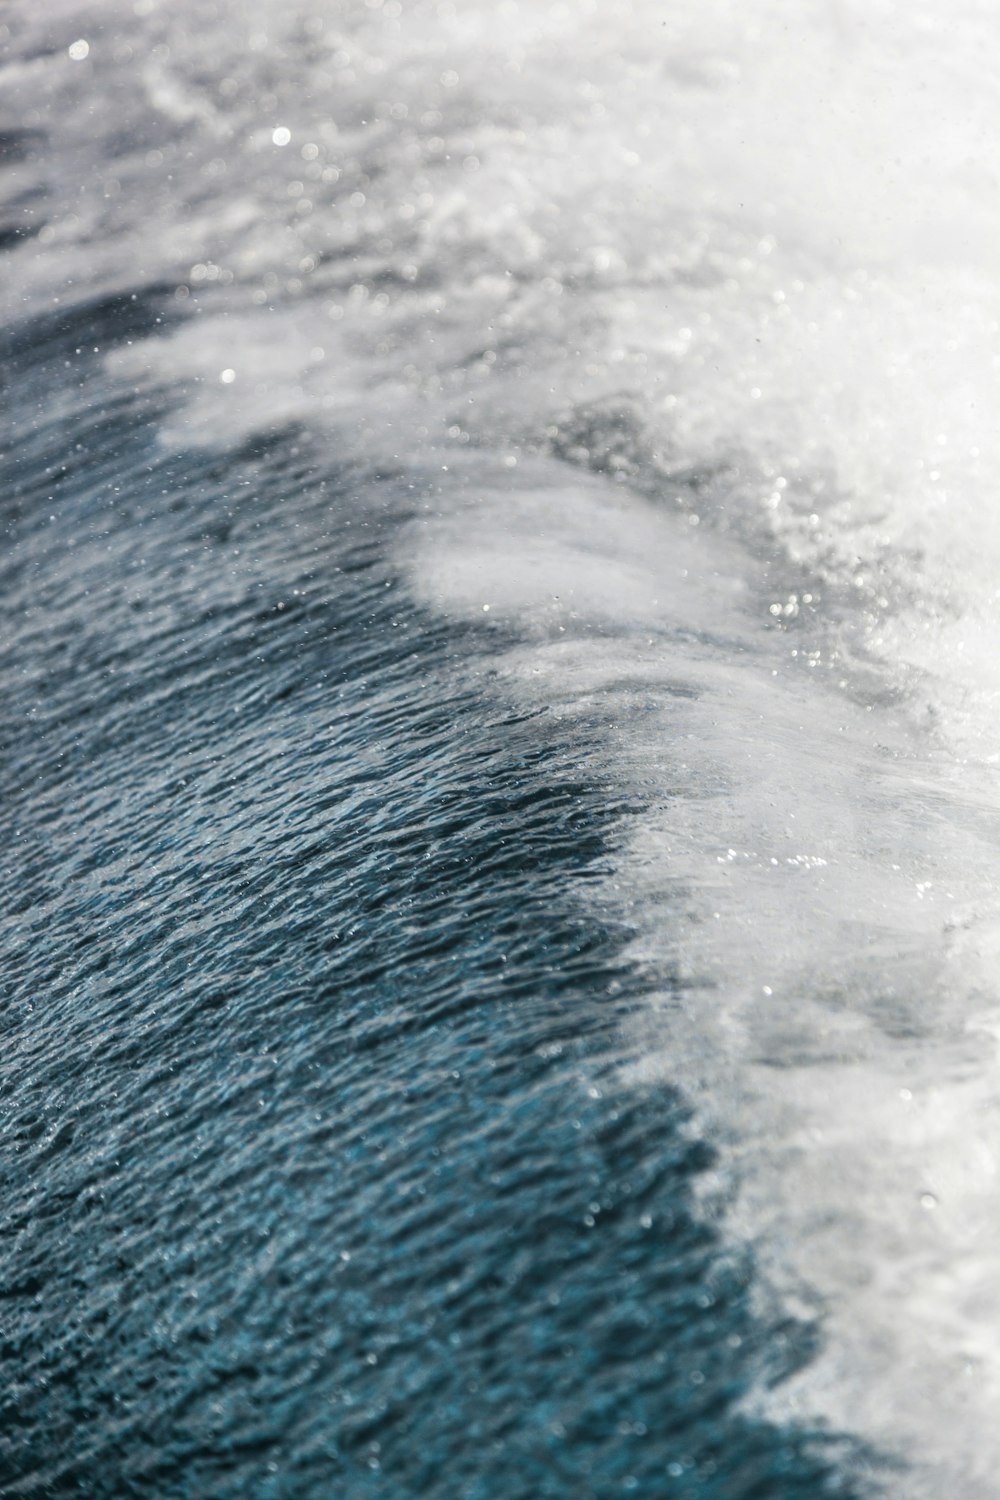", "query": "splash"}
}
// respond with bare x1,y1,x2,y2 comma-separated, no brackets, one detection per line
8,0,1000,1490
